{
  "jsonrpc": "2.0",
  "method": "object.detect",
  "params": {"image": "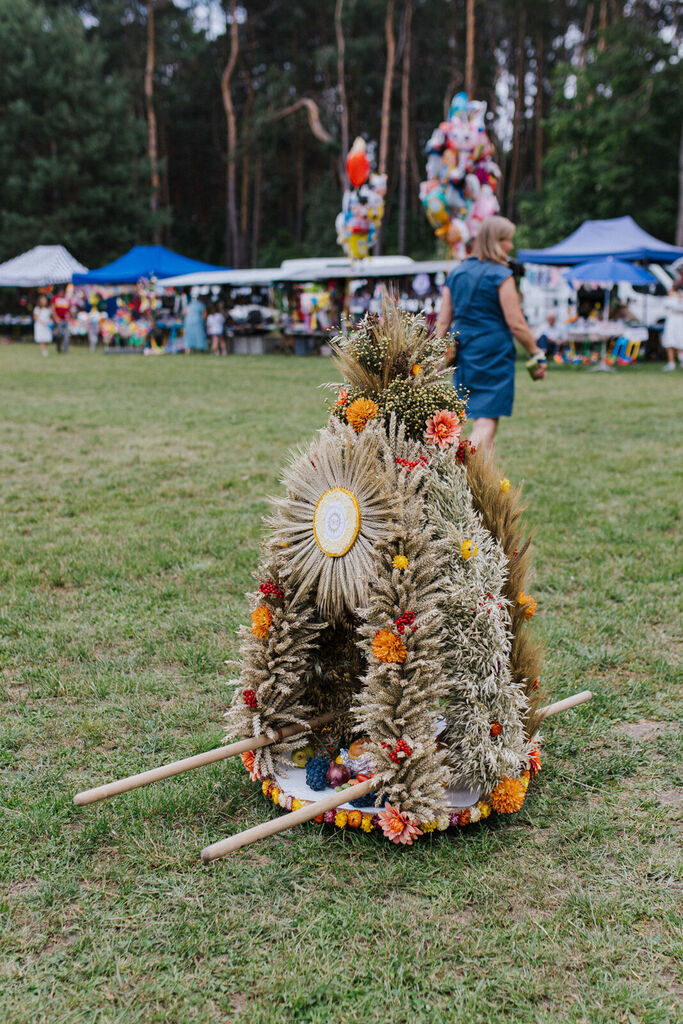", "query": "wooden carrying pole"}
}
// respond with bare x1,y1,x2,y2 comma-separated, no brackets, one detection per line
536,690,592,722
201,690,594,861
73,712,336,807
201,777,376,861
